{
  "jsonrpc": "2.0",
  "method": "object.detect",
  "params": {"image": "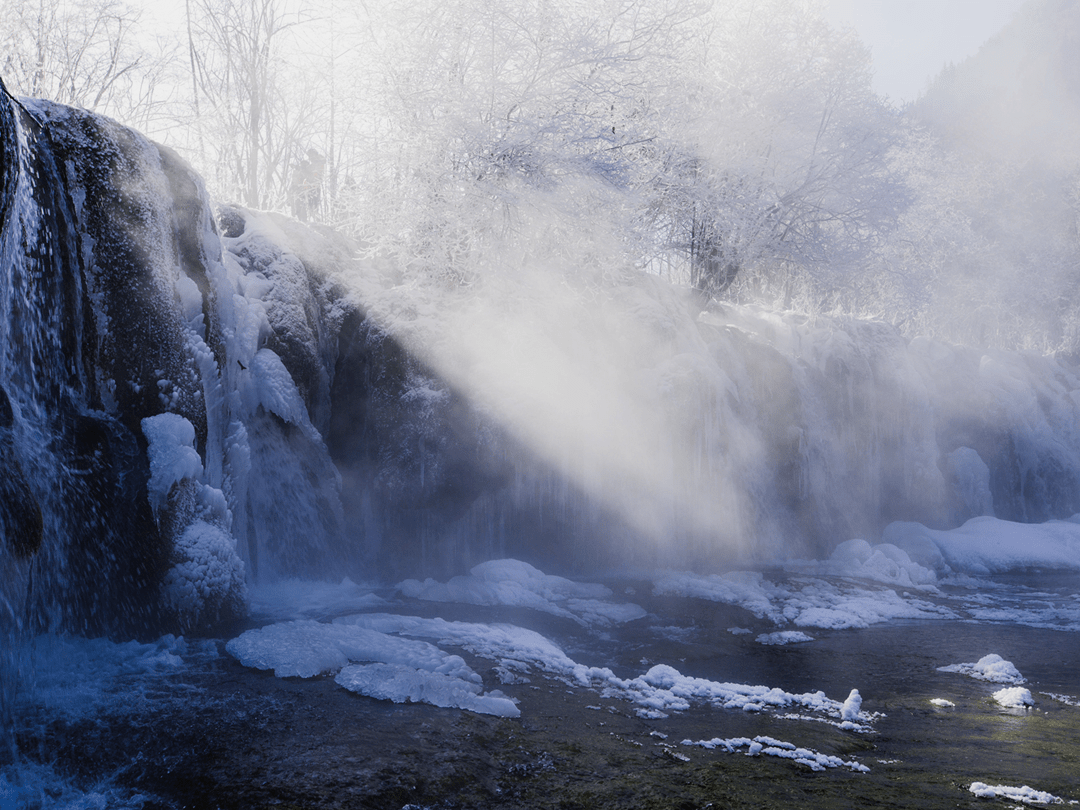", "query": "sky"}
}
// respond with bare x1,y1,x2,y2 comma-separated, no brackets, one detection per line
824,0,1030,103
